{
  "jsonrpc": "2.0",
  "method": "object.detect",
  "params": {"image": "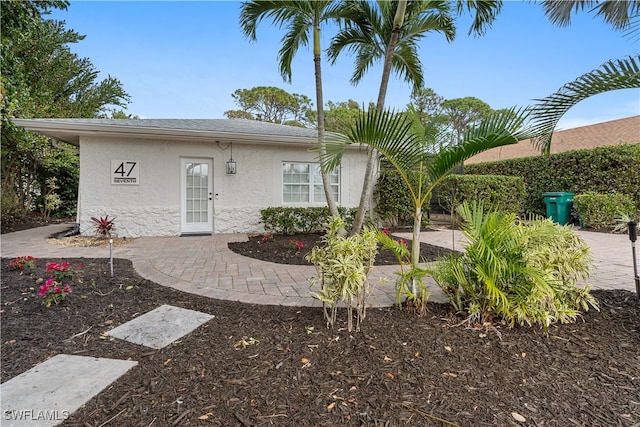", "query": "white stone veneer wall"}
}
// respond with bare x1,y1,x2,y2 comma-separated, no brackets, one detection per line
78,136,368,237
